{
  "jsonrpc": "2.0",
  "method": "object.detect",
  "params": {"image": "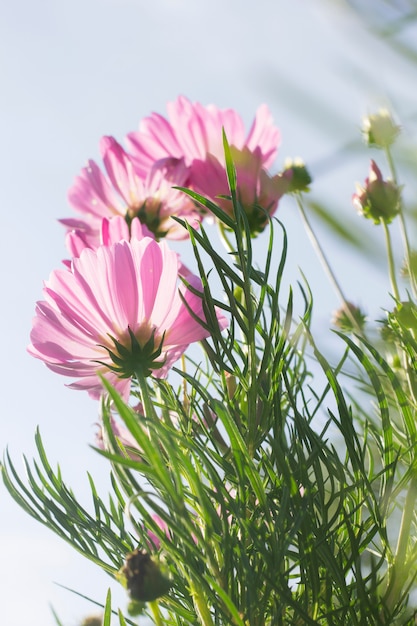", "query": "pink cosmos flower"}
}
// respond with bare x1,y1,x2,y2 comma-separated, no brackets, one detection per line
146,513,199,550
28,236,228,399
126,95,280,175
65,215,193,278
191,147,289,233
146,514,170,551
65,215,151,260
62,136,202,244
